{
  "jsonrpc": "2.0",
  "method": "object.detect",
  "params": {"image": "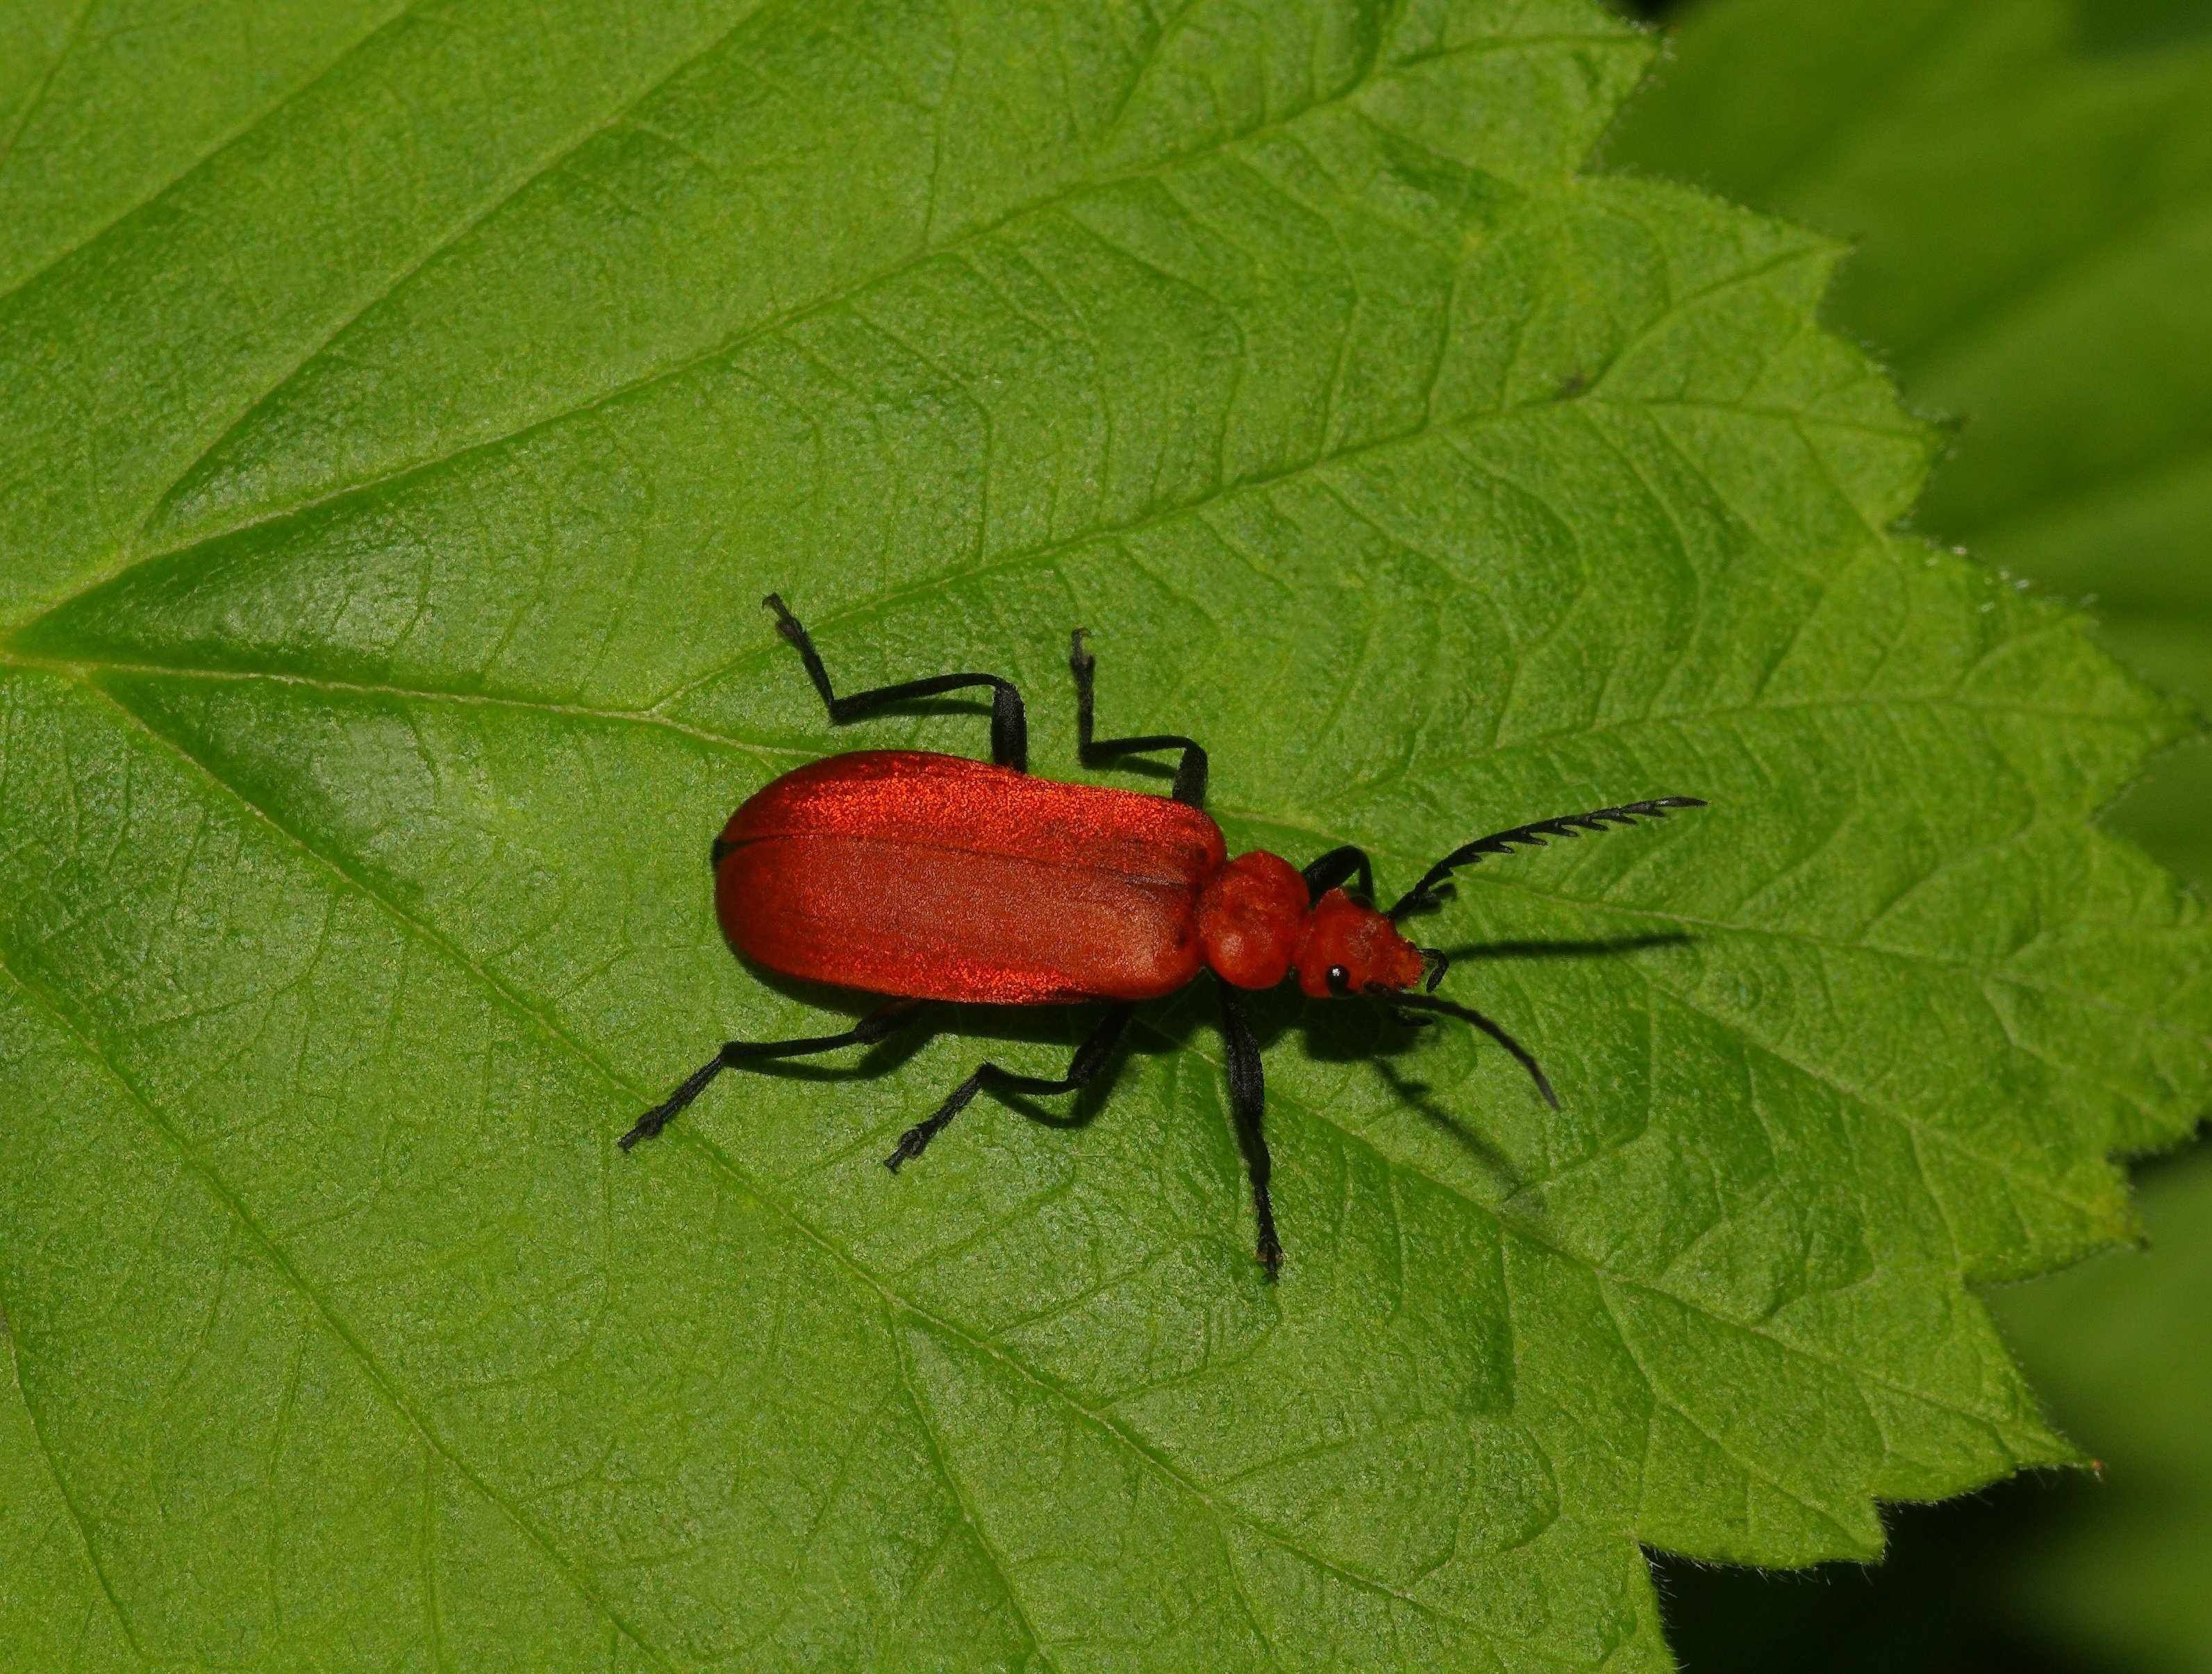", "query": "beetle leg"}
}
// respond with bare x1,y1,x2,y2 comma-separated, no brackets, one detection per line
620,1000,924,1148
765,593,1029,771
1299,845,1375,902
1215,981,1282,1278
885,1004,1134,1170
1070,629,1209,807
